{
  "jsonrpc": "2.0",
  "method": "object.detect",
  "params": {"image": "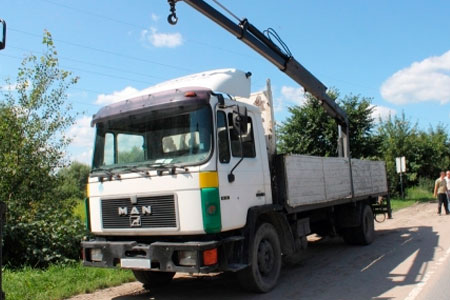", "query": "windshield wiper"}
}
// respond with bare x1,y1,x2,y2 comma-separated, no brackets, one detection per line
91,163,188,179
118,165,153,177
143,162,188,175
91,167,114,177
91,166,143,179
